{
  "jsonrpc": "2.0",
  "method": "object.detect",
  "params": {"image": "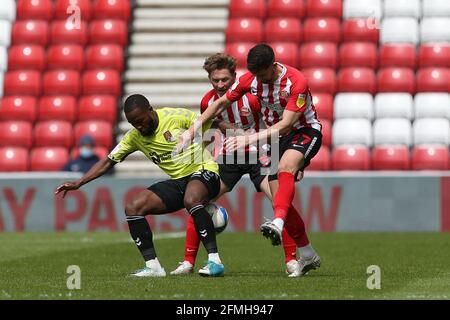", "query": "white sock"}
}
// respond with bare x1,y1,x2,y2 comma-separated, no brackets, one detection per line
208,253,221,264
146,257,162,269
299,244,316,259
272,218,284,231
